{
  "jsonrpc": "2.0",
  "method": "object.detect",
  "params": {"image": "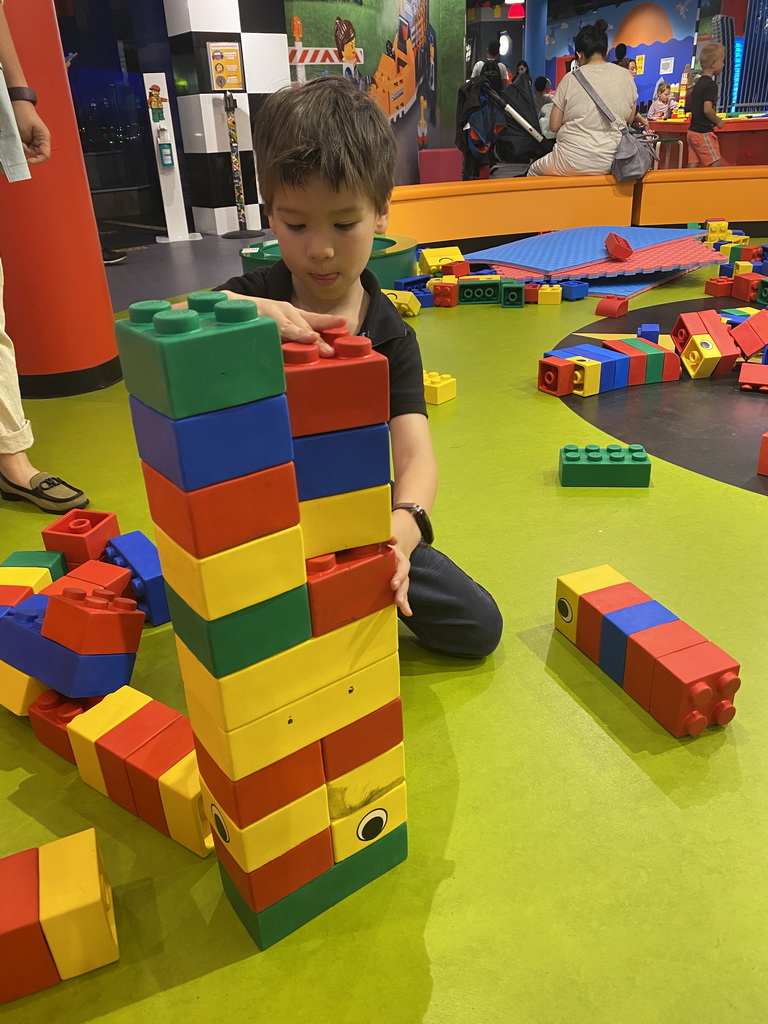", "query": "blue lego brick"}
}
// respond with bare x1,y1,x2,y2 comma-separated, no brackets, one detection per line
561,280,589,300
599,601,679,686
637,324,660,345
292,424,391,502
751,262,764,272
412,288,434,308
762,346,768,365
467,267,496,275
129,394,293,492
545,344,629,391
393,275,430,293
713,241,727,251
731,229,746,236
720,263,735,278
0,596,136,698
103,531,170,626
